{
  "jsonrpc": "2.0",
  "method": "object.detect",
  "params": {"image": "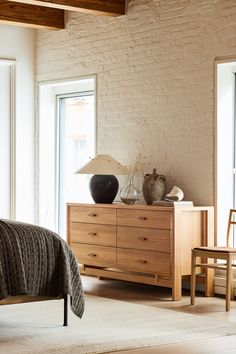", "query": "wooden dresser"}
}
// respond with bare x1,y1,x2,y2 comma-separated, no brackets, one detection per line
67,203,214,300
